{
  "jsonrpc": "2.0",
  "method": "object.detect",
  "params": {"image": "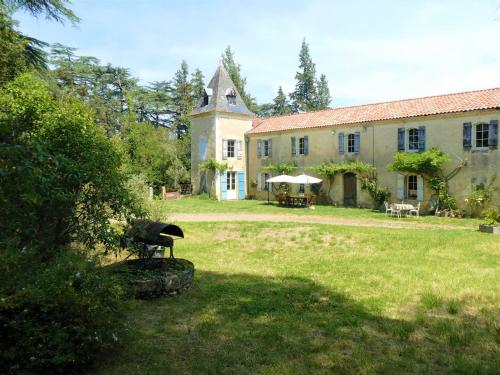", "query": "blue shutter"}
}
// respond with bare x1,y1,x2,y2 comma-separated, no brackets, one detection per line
199,137,207,161
222,139,228,160
417,175,424,201
291,137,296,156
354,131,360,154
396,174,404,200
398,128,405,151
220,171,227,200
338,132,344,154
238,171,245,200
257,140,262,158
304,136,309,155
463,122,472,149
237,140,243,160
268,139,272,157
418,126,426,152
489,120,498,149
